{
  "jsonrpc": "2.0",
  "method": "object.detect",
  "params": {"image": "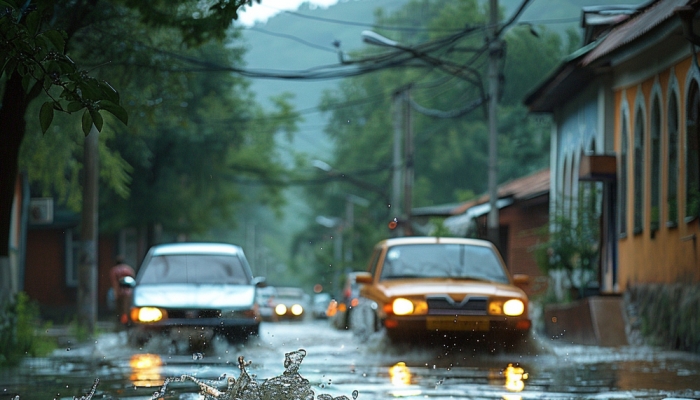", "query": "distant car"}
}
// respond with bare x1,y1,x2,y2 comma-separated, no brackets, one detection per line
312,293,332,319
256,286,278,322
330,271,362,330
350,237,531,348
272,287,310,321
125,242,265,347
